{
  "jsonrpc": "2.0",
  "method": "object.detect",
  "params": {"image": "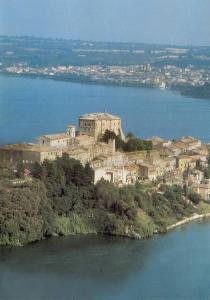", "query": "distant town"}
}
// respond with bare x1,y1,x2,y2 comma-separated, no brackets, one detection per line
4,63,210,92
1,36,210,99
